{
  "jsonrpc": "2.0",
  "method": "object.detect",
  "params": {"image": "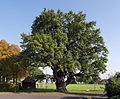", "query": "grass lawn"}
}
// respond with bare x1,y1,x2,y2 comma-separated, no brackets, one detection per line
18,84,105,93
66,84,105,93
